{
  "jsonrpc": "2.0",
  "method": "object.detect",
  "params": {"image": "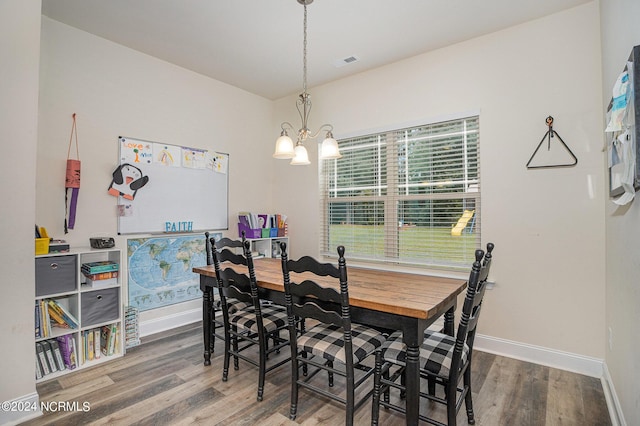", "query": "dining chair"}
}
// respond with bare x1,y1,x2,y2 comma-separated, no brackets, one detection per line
212,234,291,401
280,243,387,426
371,243,494,426
204,232,252,353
